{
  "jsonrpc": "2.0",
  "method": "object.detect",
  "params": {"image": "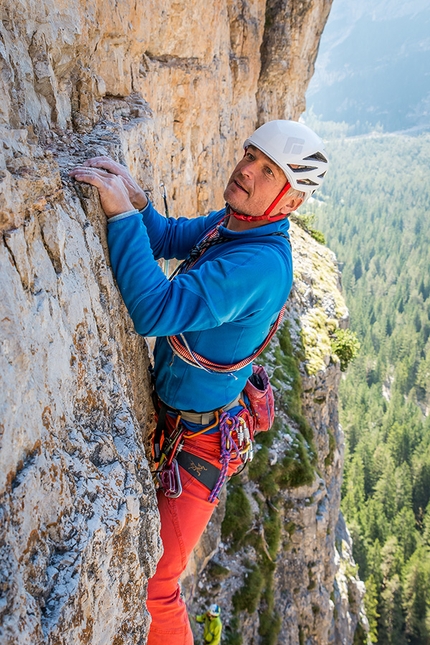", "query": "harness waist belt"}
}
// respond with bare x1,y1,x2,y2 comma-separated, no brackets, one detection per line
164,394,242,426
176,451,221,492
